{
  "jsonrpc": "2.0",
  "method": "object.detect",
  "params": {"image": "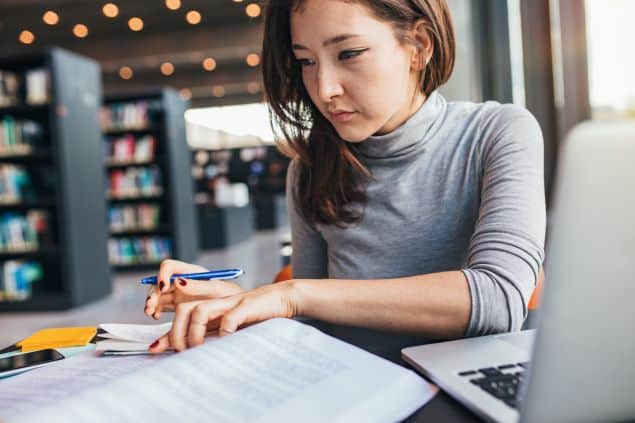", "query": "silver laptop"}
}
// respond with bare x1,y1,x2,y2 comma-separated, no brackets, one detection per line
402,121,635,423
